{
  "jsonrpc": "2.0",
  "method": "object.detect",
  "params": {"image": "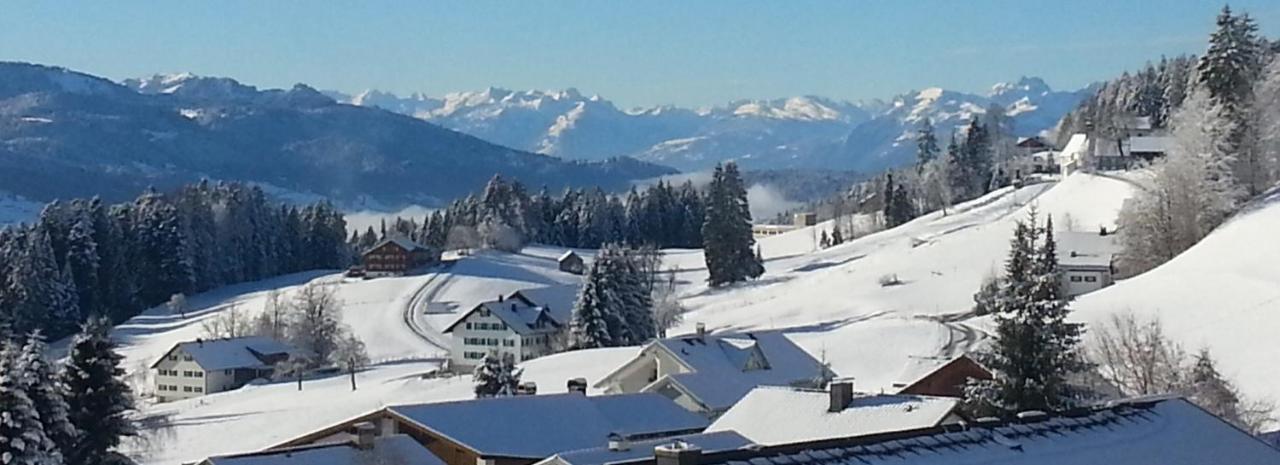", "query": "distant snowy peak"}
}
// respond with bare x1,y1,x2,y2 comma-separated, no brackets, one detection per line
727,96,866,123
124,73,258,100
988,76,1053,105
